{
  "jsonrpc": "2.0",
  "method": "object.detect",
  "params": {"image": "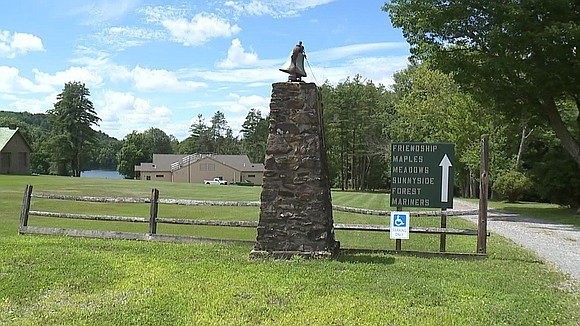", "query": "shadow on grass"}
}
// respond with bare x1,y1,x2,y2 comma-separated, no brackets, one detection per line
488,253,546,265
336,250,396,265
488,208,580,231
490,201,580,227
